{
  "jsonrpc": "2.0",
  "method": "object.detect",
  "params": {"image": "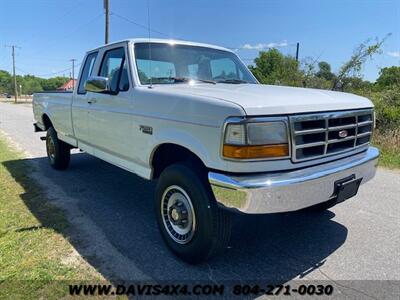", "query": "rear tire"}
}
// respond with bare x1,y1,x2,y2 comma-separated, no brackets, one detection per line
155,162,231,264
46,127,70,170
